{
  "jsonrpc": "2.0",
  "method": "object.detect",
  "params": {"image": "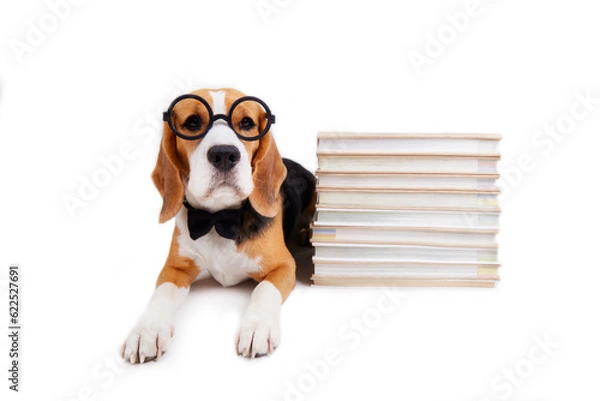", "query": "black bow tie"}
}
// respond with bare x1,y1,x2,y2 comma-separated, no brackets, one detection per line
183,200,242,240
